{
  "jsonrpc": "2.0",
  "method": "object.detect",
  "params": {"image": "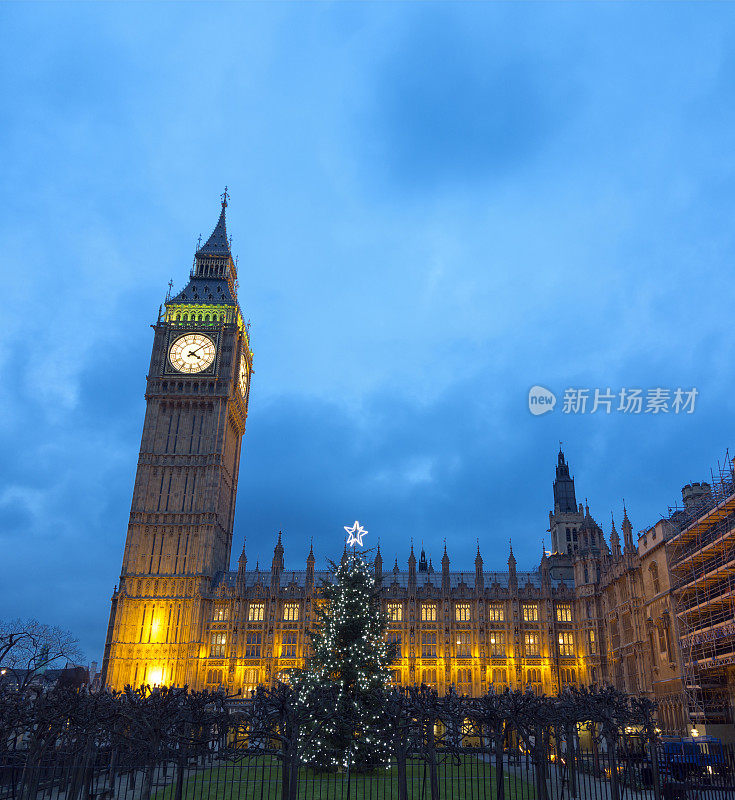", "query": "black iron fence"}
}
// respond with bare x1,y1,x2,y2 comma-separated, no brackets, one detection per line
2,683,734,800
2,737,734,800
